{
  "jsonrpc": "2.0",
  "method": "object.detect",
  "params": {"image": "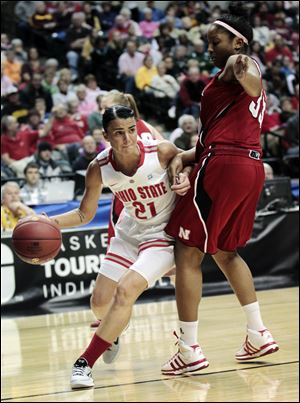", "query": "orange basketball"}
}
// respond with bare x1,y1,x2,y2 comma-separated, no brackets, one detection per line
12,216,62,265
